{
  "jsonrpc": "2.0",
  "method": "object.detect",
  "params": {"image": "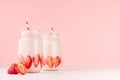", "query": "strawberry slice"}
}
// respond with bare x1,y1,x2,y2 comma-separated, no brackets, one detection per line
54,56,61,67
45,56,53,68
24,55,32,69
33,54,40,67
39,54,42,68
18,55,24,63
7,63,18,74
15,63,26,75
